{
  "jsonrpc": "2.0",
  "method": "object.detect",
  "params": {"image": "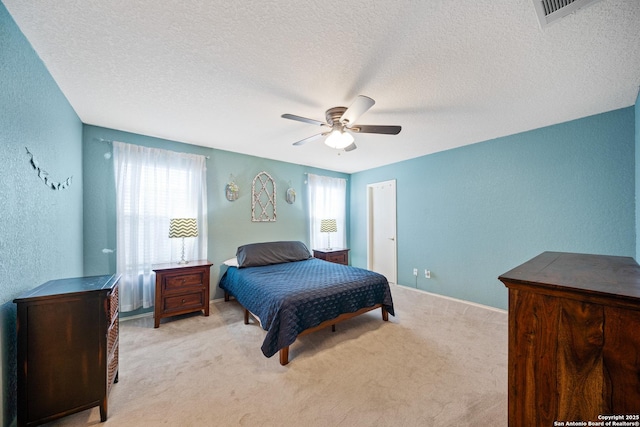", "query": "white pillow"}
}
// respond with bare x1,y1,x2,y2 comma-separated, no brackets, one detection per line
223,257,239,267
